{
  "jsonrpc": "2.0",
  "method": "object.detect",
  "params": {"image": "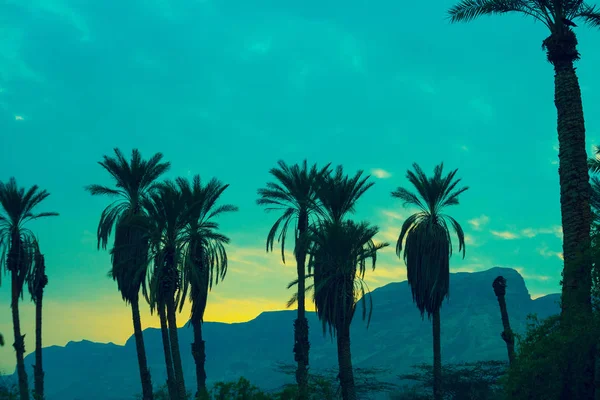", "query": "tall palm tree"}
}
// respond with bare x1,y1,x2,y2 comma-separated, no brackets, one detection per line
256,160,330,399
392,162,468,400
178,175,238,399
26,239,48,400
447,5,599,396
492,276,515,366
449,0,599,317
144,198,178,400
86,148,170,400
143,181,188,400
307,220,388,400
0,178,58,400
